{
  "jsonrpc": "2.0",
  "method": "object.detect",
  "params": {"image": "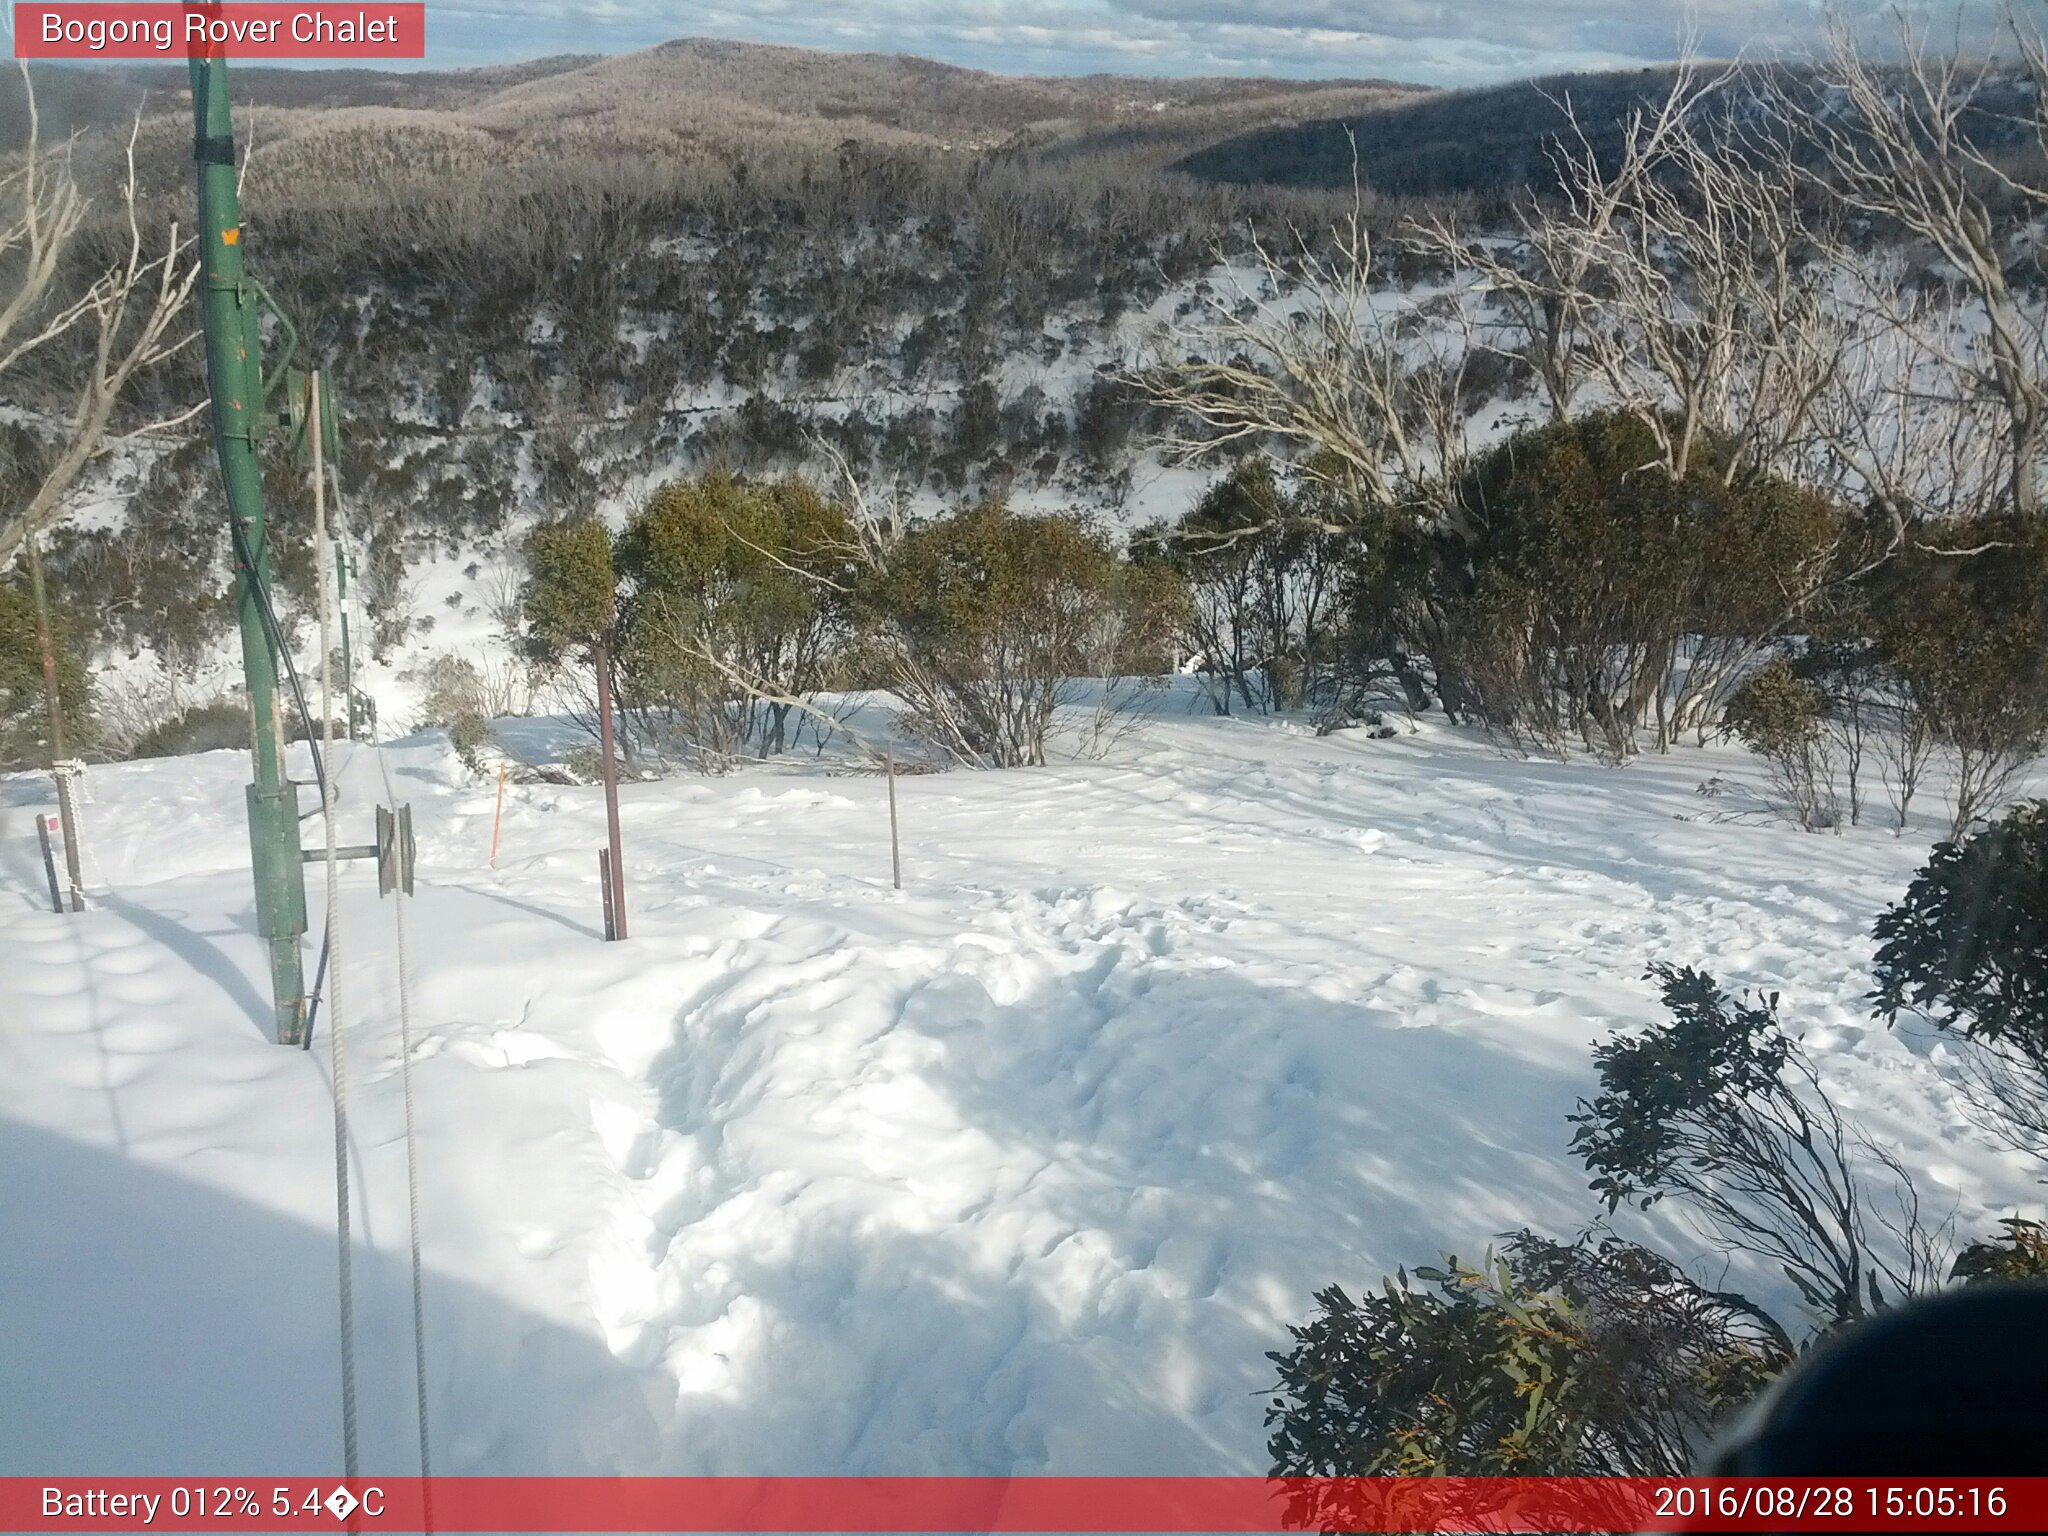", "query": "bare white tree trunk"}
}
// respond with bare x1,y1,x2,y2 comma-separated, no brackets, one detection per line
1136,175,1475,541
0,94,202,570
1793,9,2048,527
